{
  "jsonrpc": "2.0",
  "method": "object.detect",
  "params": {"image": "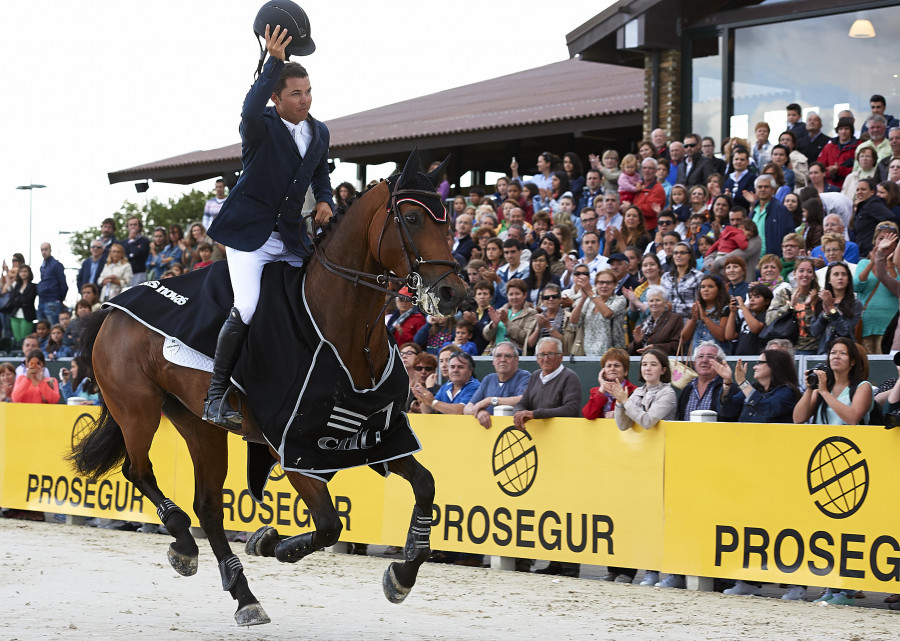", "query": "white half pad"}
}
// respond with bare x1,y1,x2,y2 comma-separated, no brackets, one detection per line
163,337,214,373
